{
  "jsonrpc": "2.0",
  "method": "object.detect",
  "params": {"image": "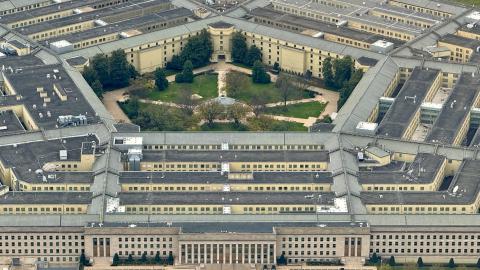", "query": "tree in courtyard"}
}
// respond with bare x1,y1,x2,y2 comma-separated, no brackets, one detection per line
275,74,299,108
82,66,104,96
225,72,248,97
231,32,248,64
227,103,250,127
304,70,312,81
126,254,134,264
245,46,262,66
272,62,280,73
109,49,131,88
154,68,169,91
277,251,287,265
140,251,148,264
175,60,194,83
449,258,456,268
333,56,353,89
369,252,380,264
79,251,88,266
477,258,480,268
252,61,270,84
250,92,269,117
155,252,161,264
198,101,224,128
175,88,197,115
91,54,110,87
112,253,120,266
417,257,424,268
167,251,174,265
167,29,213,69
337,69,363,109
134,104,191,131
322,57,334,88
388,256,396,267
